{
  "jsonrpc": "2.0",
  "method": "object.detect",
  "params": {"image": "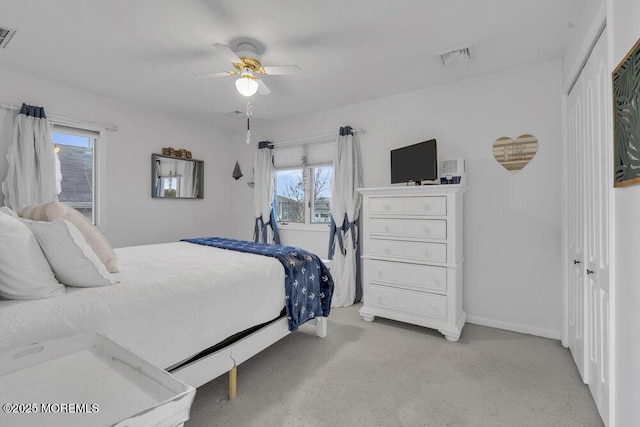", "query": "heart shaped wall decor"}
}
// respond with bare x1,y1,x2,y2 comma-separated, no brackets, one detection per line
492,134,538,174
